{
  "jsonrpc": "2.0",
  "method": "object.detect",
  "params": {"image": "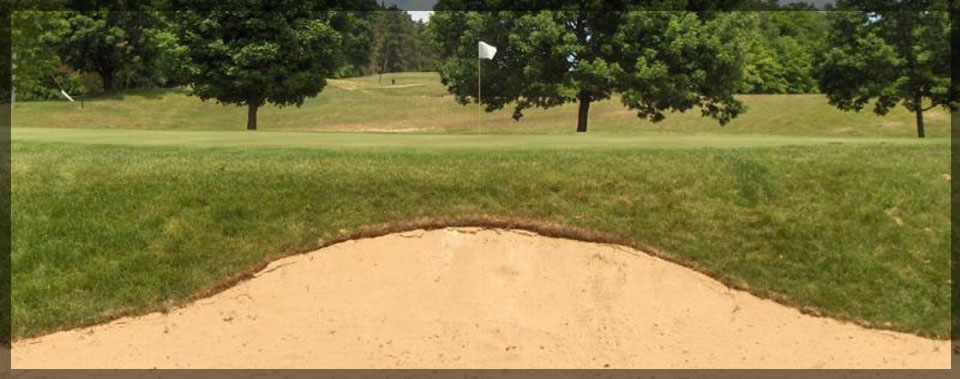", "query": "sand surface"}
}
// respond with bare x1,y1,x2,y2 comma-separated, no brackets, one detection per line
12,228,951,369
